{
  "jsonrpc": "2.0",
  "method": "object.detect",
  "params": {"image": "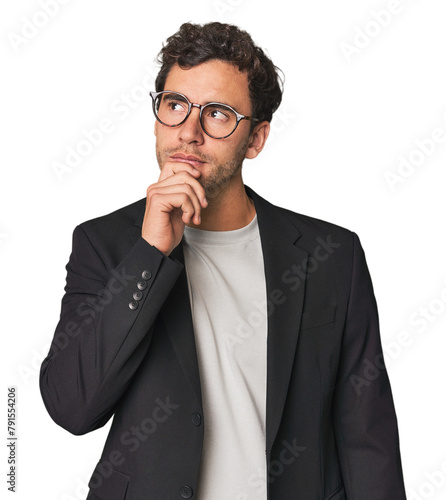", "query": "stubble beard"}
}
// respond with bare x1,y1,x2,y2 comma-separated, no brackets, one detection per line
156,138,249,202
